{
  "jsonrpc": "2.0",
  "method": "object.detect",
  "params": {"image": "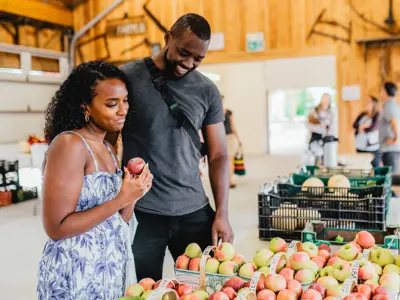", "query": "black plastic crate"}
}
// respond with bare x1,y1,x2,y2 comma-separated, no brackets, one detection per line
298,166,391,178
258,190,386,241
0,160,19,187
0,185,38,204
